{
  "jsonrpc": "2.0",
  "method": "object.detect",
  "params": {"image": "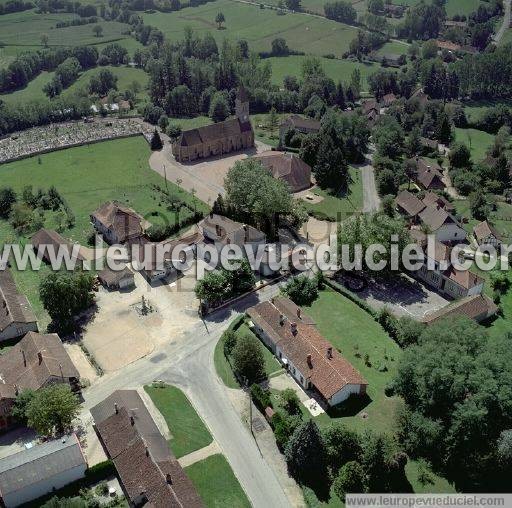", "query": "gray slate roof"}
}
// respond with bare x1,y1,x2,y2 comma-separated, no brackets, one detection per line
0,434,85,496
